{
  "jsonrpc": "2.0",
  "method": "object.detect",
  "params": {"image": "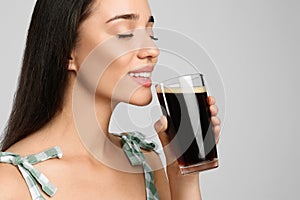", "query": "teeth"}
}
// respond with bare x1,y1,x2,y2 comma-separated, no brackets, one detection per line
129,72,152,78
